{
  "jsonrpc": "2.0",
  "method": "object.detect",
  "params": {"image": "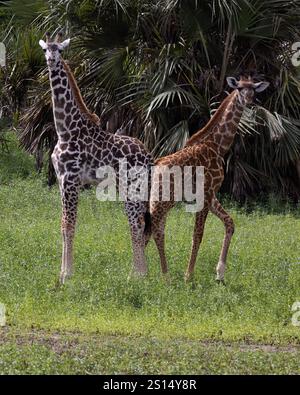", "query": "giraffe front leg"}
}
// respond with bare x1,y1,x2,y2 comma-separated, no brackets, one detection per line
60,216,76,284
210,196,234,283
59,181,79,284
152,213,168,275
